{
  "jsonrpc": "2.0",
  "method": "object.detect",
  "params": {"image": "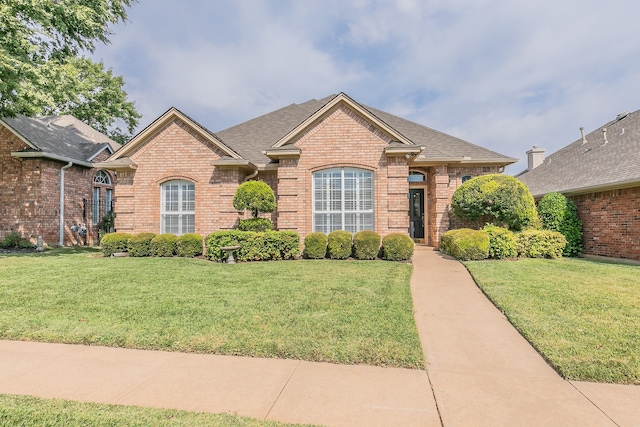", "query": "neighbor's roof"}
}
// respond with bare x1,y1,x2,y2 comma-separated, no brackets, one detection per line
214,93,516,166
518,109,640,197
1,115,118,165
